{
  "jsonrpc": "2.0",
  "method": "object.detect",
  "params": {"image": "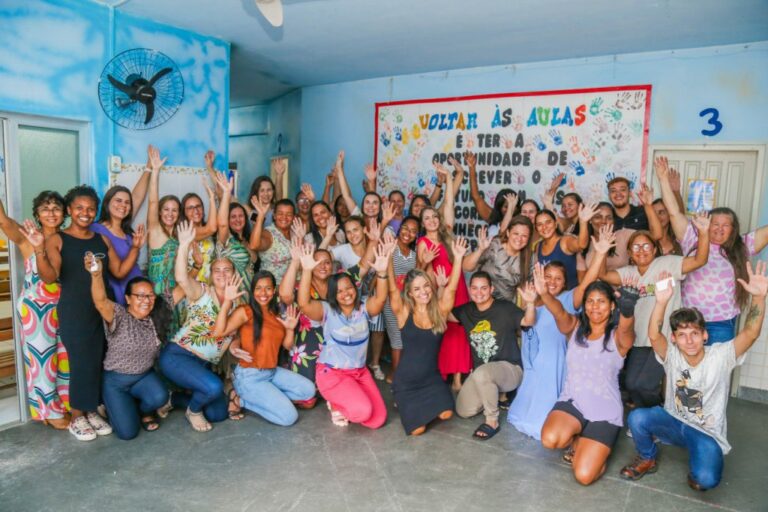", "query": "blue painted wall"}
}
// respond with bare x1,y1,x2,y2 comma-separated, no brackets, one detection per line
0,0,229,193
299,42,768,218
268,90,302,198
230,104,269,202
